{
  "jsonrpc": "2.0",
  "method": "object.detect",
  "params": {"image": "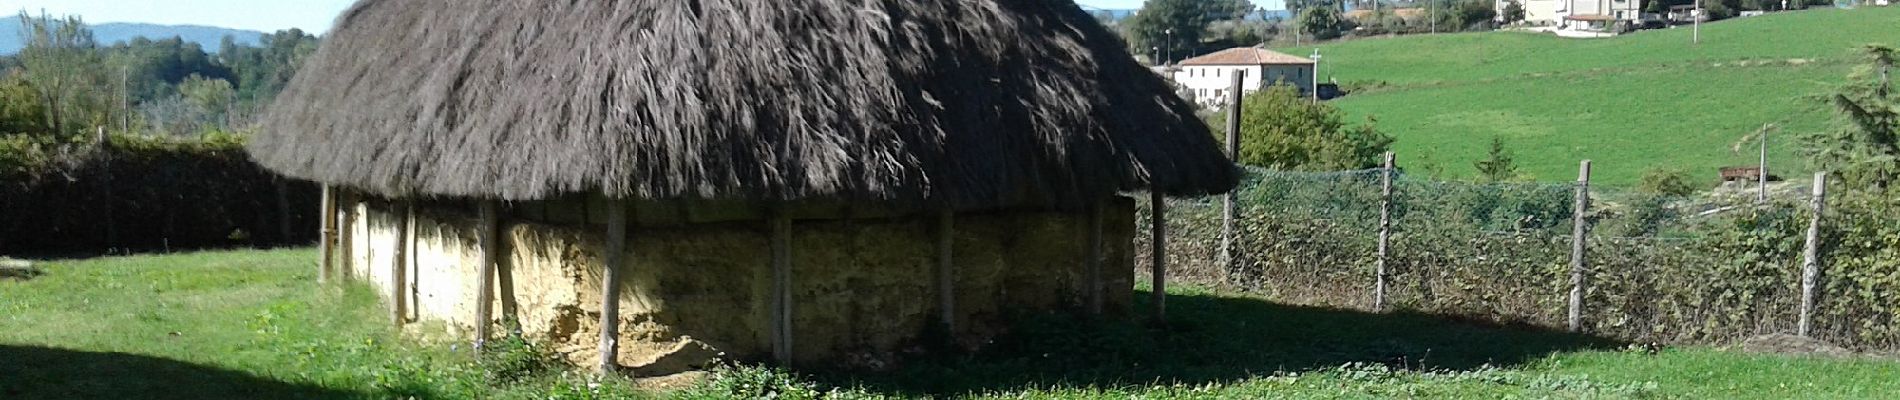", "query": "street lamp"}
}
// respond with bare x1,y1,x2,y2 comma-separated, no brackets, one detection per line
1164,28,1175,64
1310,48,1323,103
